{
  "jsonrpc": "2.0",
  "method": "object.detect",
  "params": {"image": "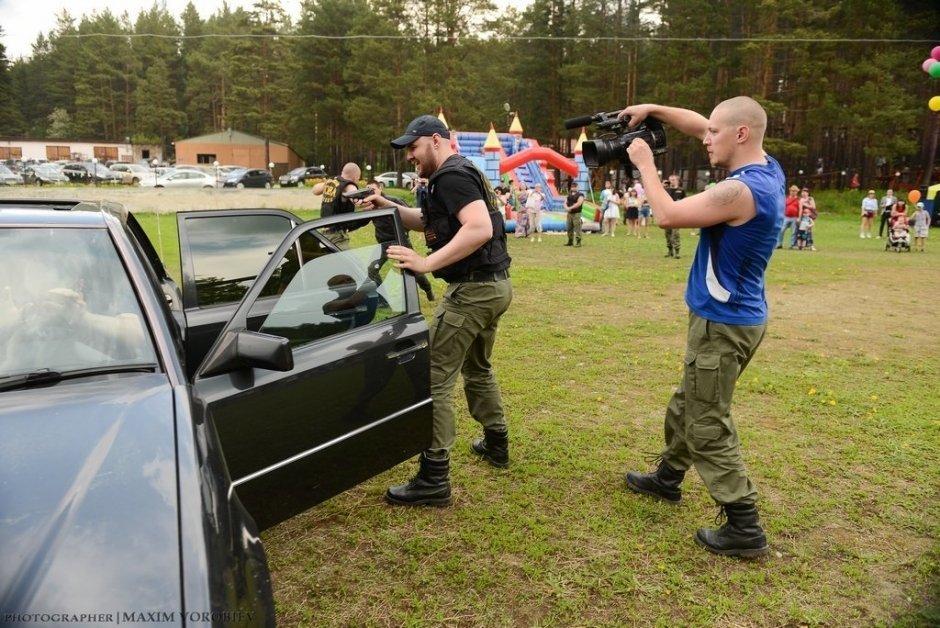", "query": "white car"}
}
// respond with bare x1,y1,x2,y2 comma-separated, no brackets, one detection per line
109,163,153,185
374,171,417,189
0,165,24,185
153,170,217,189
